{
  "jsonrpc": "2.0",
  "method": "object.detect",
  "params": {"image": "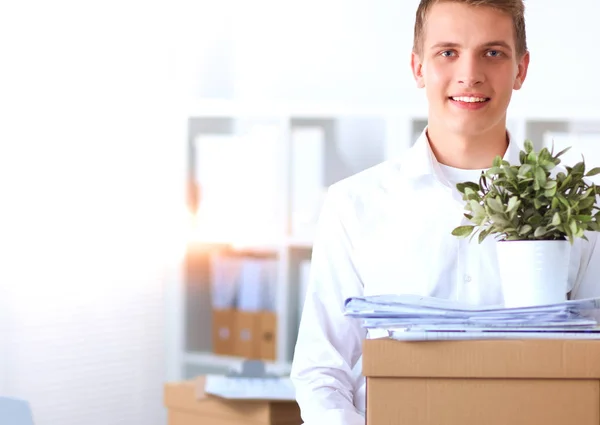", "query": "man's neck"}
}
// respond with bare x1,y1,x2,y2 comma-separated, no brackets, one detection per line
426,123,509,170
